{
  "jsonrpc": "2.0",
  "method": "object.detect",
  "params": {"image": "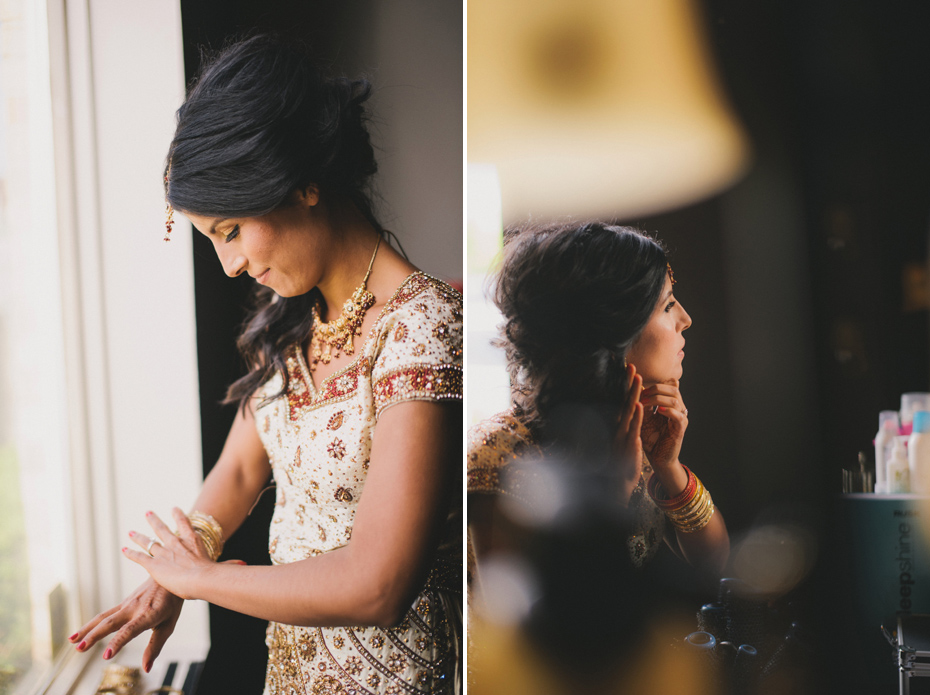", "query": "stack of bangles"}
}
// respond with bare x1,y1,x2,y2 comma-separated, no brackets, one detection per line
646,465,715,533
187,511,224,561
